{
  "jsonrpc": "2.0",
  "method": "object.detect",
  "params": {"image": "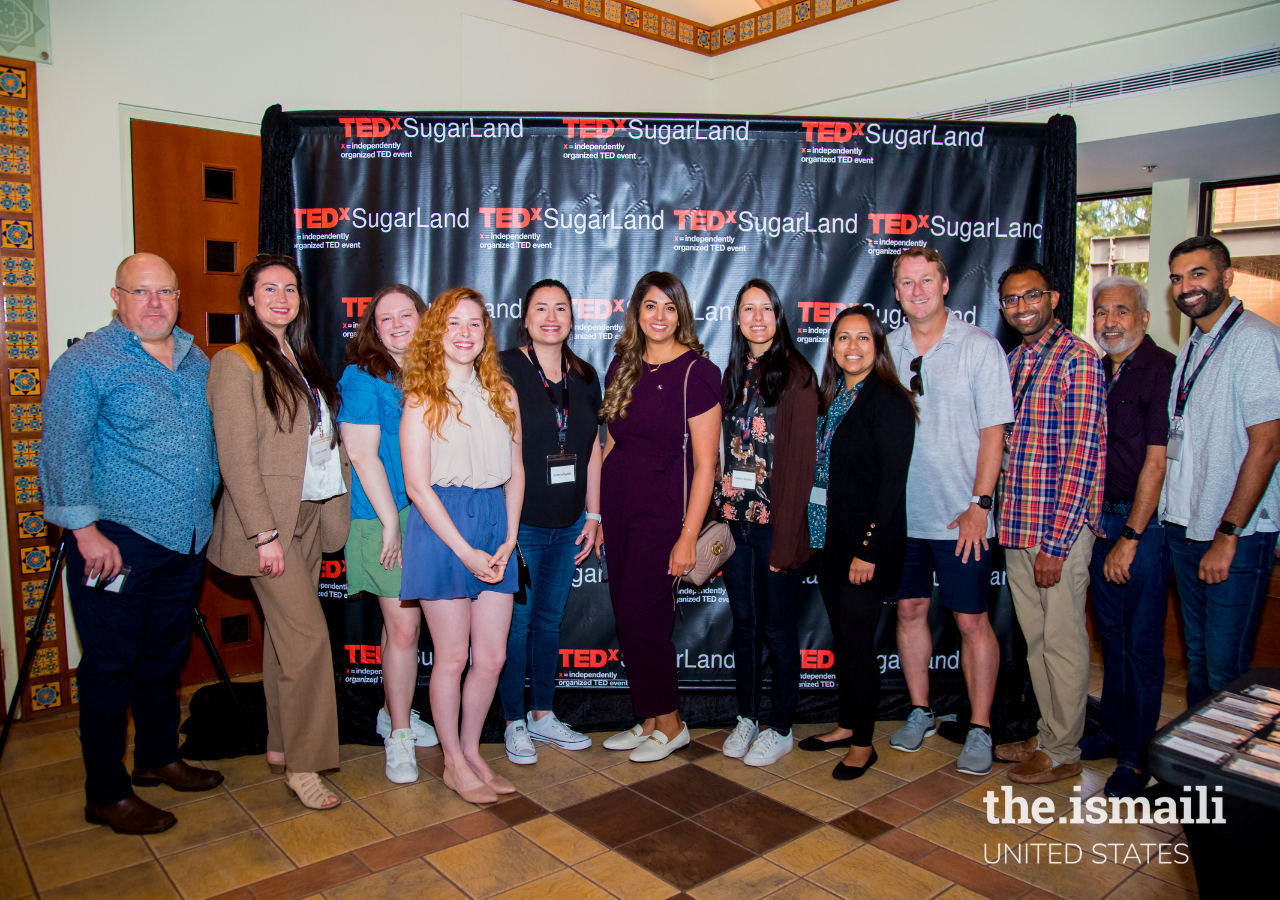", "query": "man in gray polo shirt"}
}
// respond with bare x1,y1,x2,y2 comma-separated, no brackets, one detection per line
886,248,1014,775
1161,235,1280,706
